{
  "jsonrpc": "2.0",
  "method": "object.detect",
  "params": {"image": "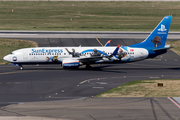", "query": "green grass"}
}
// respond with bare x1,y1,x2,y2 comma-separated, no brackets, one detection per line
0,1,180,31
0,39,37,64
